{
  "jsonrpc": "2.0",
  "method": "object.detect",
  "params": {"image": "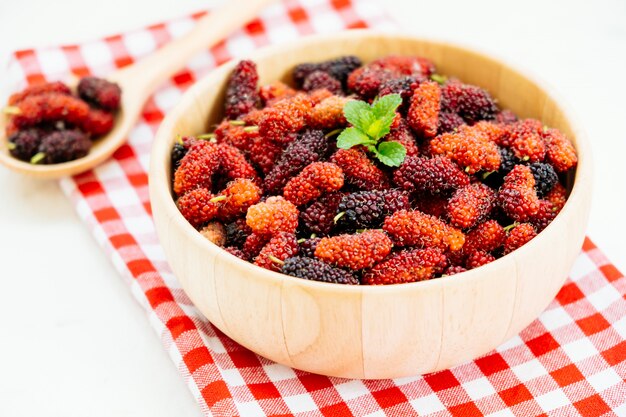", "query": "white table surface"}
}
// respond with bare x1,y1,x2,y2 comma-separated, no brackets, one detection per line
0,1,624,416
